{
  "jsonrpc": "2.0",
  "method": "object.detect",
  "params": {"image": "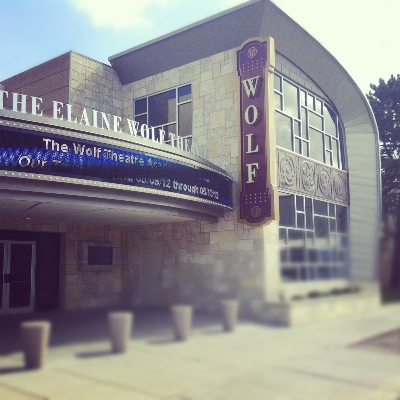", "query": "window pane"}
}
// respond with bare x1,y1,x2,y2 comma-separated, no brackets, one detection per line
283,80,299,118
338,251,347,262
339,125,346,168
314,200,327,215
164,123,176,134
88,246,113,265
275,112,293,150
309,127,324,163
290,248,305,262
301,107,307,128
337,205,348,233
317,266,331,280
279,195,295,227
315,216,329,247
325,151,332,166
299,267,308,281
305,198,313,229
306,231,314,246
288,229,305,246
134,98,147,115
332,139,339,169
324,105,337,137
325,135,332,150
315,99,322,114
297,213,305,228
294,120,301,137
329,218,336,232
279,228,288,245
295,137,302,154
178,85,191,102
308,249,318,262
296,196,304,211
274,74,281,91
320,249,330,262
148,90,176,127
300,90,306,106
163,123,177,142
282,268,298,282
308,267,317,280
307,94,314,109
178,102,192,137
136,114,147,127
309,111,323,130
303,140,309,157
275,93,283,110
